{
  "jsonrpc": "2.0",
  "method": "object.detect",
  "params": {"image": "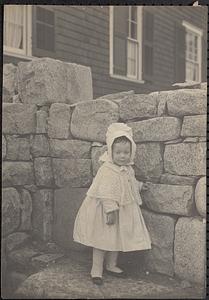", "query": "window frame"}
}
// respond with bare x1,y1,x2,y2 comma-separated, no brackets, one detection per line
182,20,203,83
109,6,144,84
3,5,33,59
